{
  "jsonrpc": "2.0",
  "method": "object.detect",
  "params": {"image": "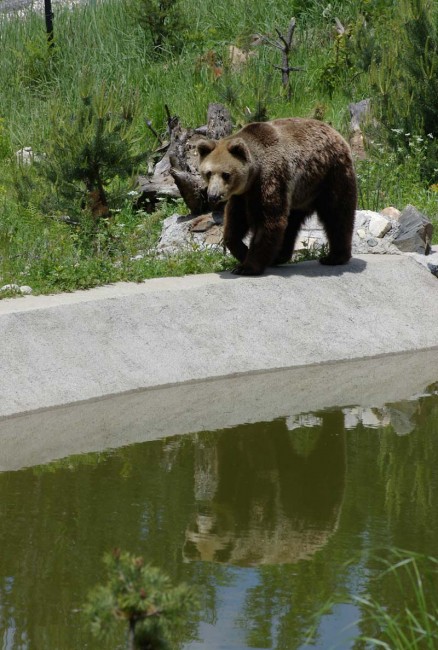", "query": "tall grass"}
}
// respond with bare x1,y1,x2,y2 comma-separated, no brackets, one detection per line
356,549,438,649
